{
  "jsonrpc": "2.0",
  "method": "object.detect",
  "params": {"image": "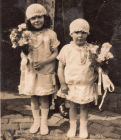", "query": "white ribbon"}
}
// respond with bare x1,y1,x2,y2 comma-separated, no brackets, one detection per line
98,67,115,110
